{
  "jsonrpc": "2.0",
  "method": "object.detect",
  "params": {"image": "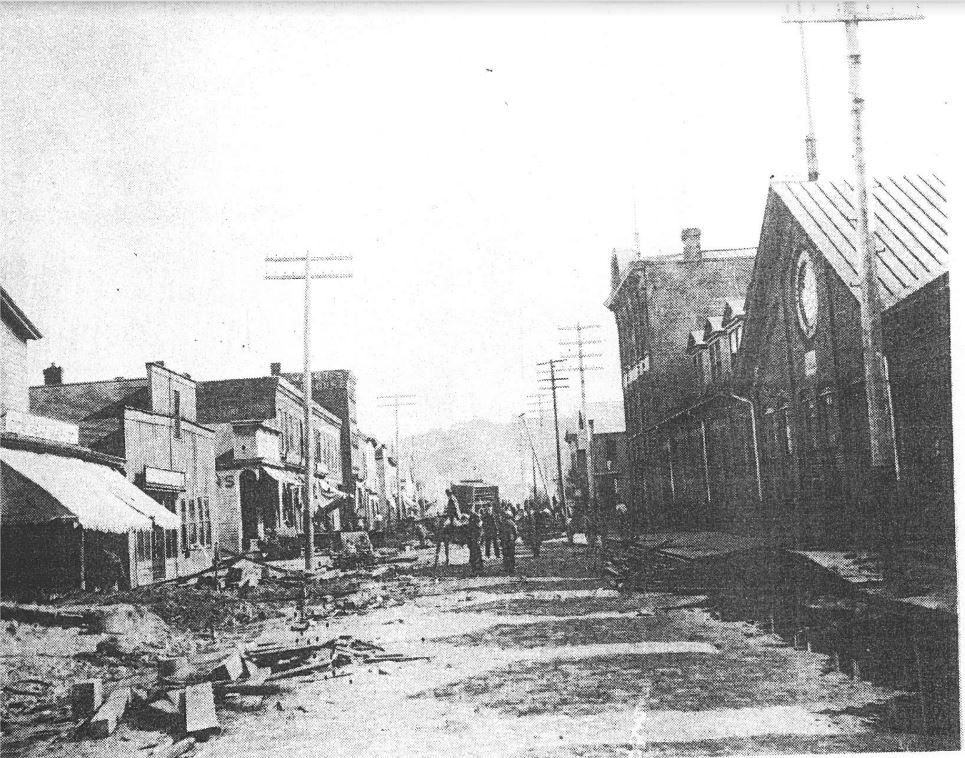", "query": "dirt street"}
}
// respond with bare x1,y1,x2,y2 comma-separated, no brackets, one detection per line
195,539,938,757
